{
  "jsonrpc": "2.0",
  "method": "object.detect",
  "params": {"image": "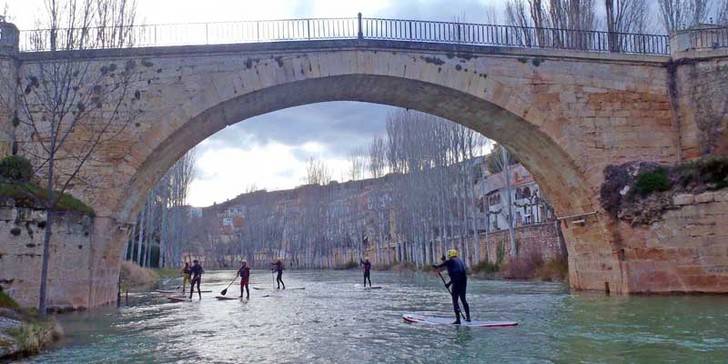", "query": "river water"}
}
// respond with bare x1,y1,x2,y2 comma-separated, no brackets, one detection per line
21,270,728,363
